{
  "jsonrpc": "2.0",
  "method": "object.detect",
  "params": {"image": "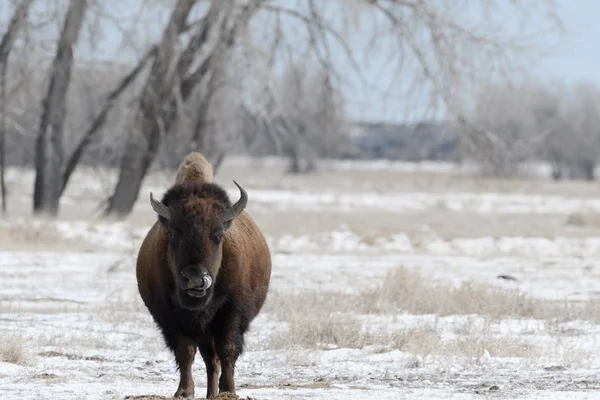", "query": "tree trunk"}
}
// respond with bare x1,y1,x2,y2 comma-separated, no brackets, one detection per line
33,0,88,216
104,121,162,217
282,123,318,174
583,161,595,181
0,62,6,215
105,0,252,217
105,0,260,218
0,0,34,214
188,61,228,175
104,0,198,217
288,147,317,173
551,164,563,181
